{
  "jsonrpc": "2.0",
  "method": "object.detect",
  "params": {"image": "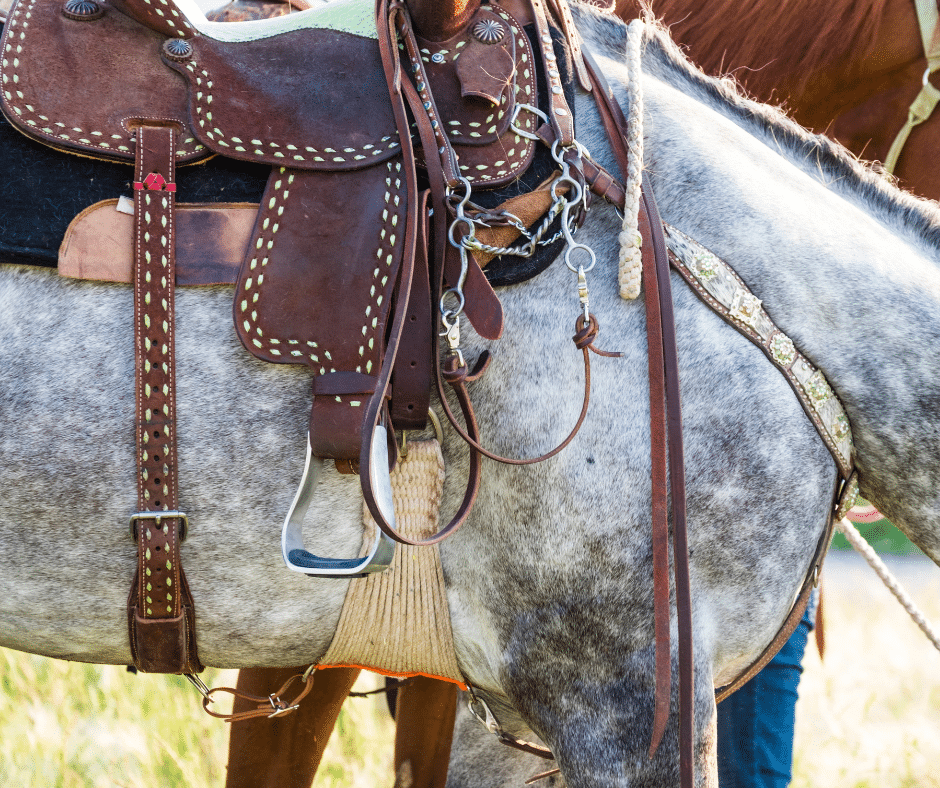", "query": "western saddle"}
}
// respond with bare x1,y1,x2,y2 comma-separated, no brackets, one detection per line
3,0,637,669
